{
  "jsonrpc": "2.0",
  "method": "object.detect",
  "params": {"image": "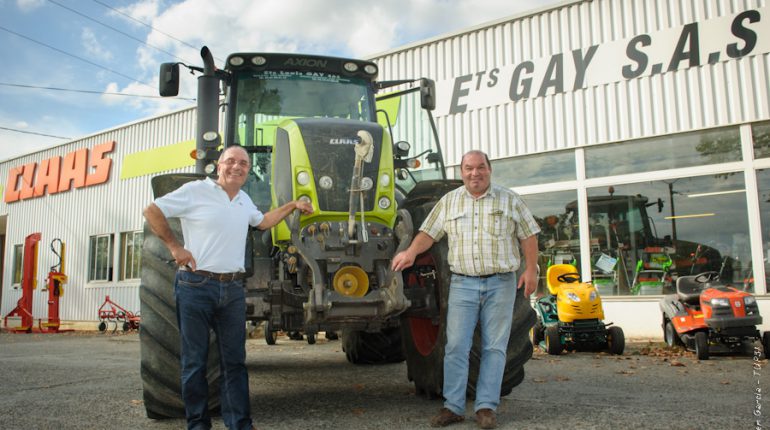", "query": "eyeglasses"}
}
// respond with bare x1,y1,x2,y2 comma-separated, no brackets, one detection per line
220,158,249,168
